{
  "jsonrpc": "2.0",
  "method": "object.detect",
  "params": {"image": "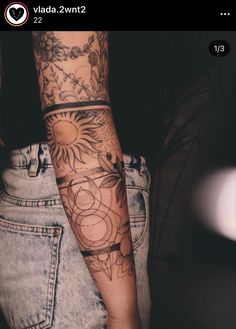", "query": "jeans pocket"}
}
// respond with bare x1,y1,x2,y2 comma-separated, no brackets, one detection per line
0,217,62,329
126,187,149,250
